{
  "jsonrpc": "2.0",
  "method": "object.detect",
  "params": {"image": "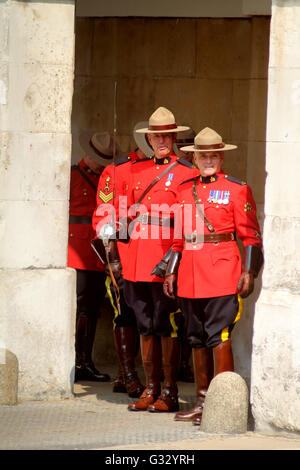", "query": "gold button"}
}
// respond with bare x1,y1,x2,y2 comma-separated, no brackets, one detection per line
203,185,206,189
148,196,151,200
216,205,219,208
136,186,139,190
70,233,74,237
165,188,168,191
156,166,160,170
